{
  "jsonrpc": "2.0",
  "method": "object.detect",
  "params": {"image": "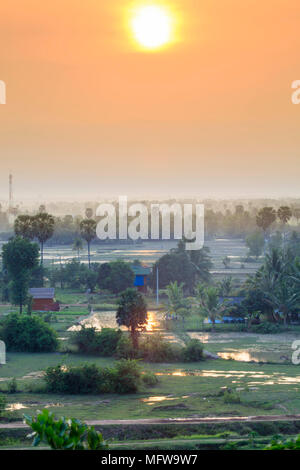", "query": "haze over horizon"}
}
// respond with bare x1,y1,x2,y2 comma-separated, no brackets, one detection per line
0,1,299,200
